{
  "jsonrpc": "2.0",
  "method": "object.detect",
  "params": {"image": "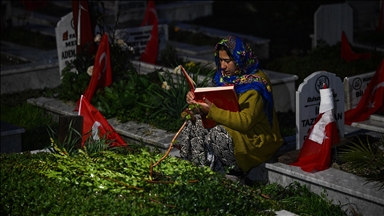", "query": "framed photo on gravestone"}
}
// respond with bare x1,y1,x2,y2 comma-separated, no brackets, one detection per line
295,71,345,150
